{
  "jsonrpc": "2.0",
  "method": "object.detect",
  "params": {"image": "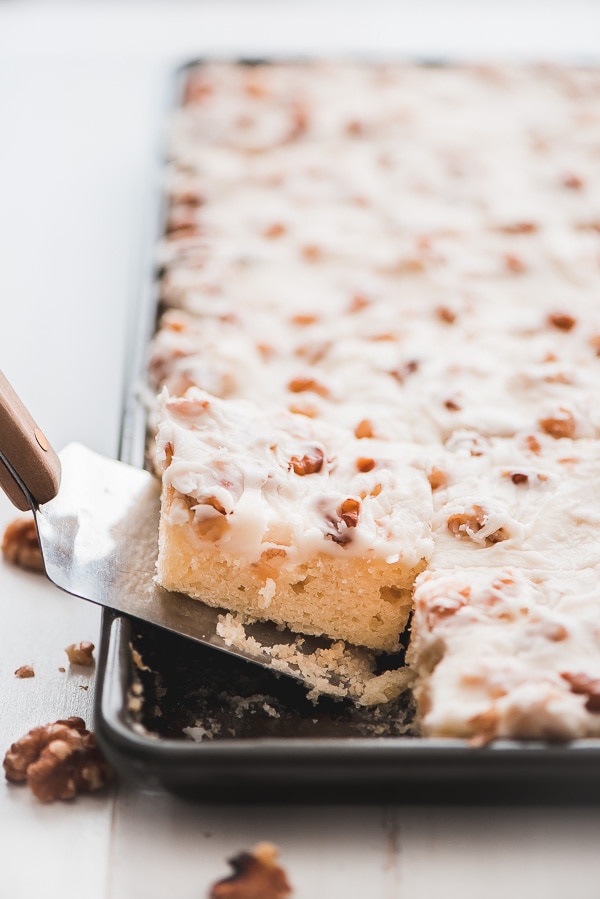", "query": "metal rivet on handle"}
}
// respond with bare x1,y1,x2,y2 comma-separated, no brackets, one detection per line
34,428,49,452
